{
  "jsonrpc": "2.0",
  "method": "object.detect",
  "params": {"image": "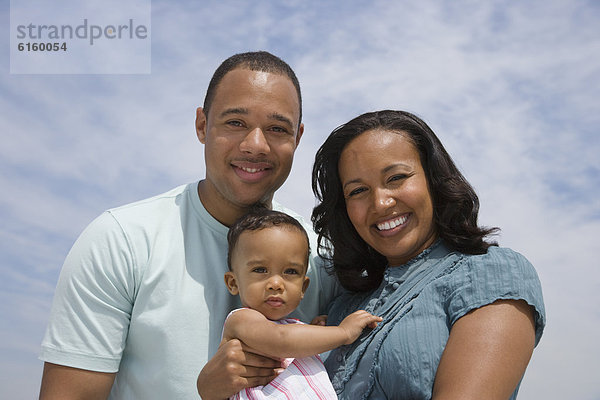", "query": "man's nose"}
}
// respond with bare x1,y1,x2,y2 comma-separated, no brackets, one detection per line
239,127,270,155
